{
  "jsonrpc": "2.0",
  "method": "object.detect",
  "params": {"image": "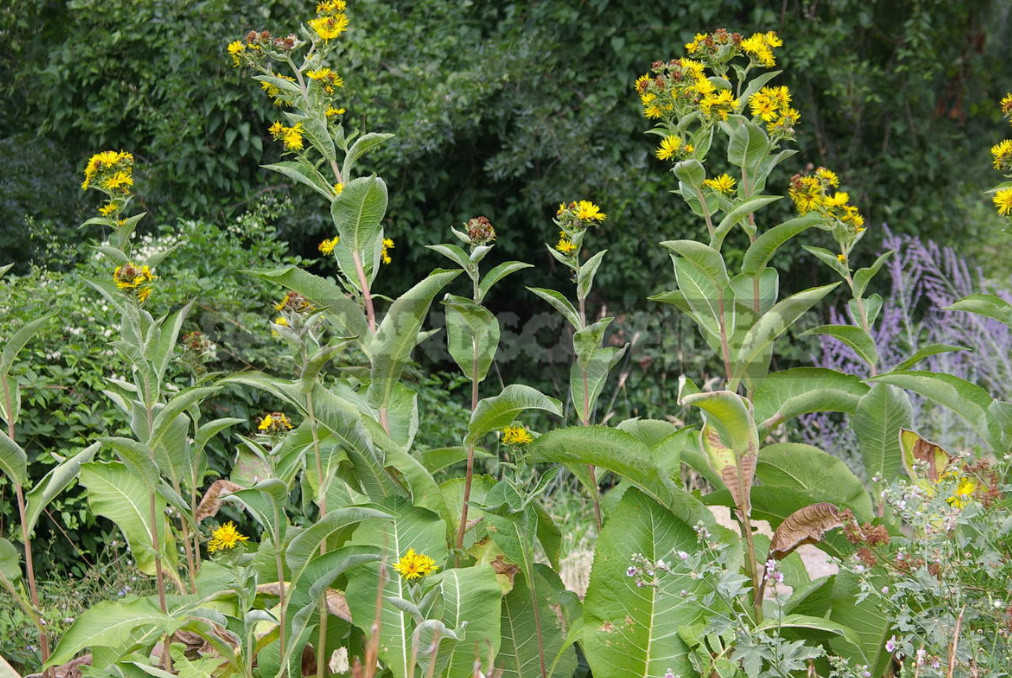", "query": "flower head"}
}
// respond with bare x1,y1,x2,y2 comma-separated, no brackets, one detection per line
947,476,978,508
258,412,294,433
703,173,736,194
227,40,246,67
307,67,344,94
655,134,684,161
82,150,134,192
465,216,496,245
274,291,312,312
501,425,533,445
208,522,249,553
268,121,304,151
113,263,156,302
555,234,577,255
319,236,339,254
575,200,606,222
991,139,1012,171
393,548,439,580
1001,93,1012,118
309,14,349,42
994,187,1012,216
260,74,296,105
699,89,738,122
740,31,781,68
381,238,394,264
